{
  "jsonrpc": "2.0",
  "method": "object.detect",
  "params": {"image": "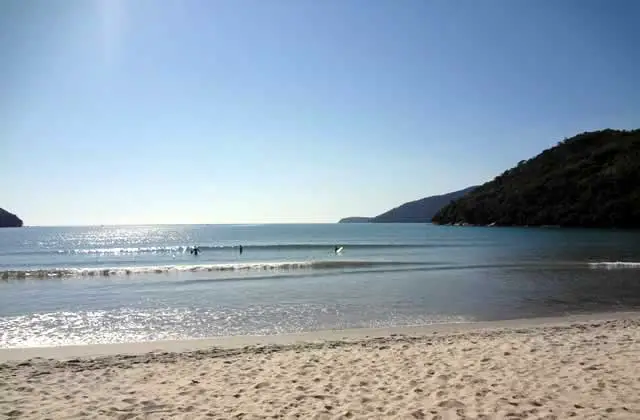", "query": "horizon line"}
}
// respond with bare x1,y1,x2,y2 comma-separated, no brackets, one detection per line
9,222,438,228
